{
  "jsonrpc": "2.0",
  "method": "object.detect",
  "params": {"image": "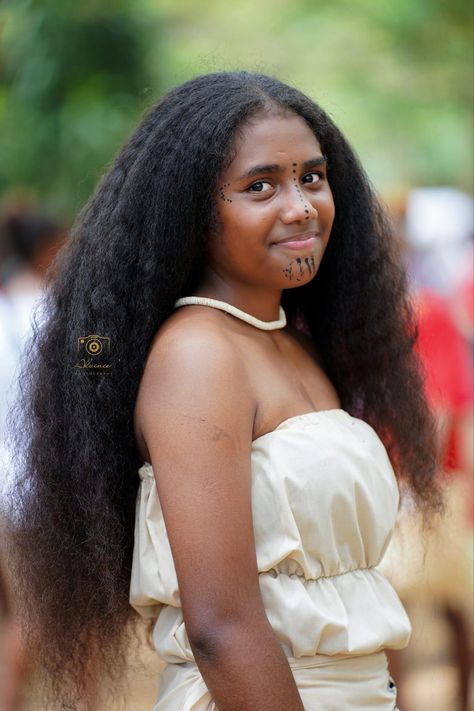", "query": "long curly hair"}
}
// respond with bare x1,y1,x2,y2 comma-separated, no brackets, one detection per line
5,71,441,705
